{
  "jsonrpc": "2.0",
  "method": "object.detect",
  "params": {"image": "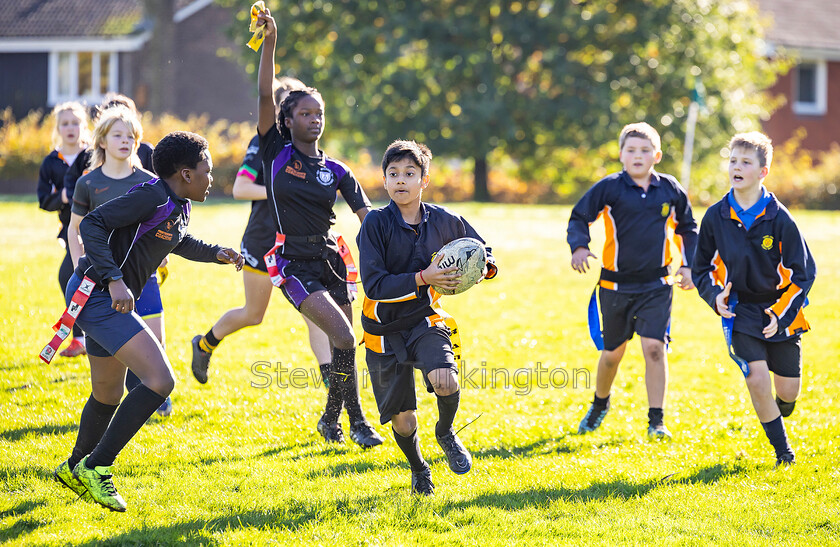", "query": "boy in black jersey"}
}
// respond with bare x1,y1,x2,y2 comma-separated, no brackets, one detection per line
357,140,497,495
568,122,698,439
254,8,382,449
692,132,816,466
51,132,243,512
